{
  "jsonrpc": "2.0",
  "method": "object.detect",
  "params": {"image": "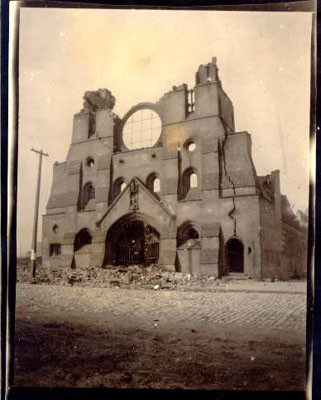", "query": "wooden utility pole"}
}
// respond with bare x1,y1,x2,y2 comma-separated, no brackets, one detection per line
30,148,49,280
